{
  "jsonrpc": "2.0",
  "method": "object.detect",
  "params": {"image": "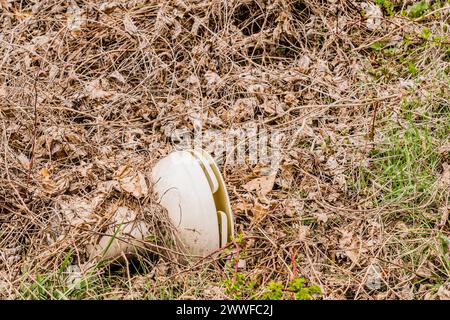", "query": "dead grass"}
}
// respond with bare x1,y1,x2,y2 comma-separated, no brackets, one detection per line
0,0,449,300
